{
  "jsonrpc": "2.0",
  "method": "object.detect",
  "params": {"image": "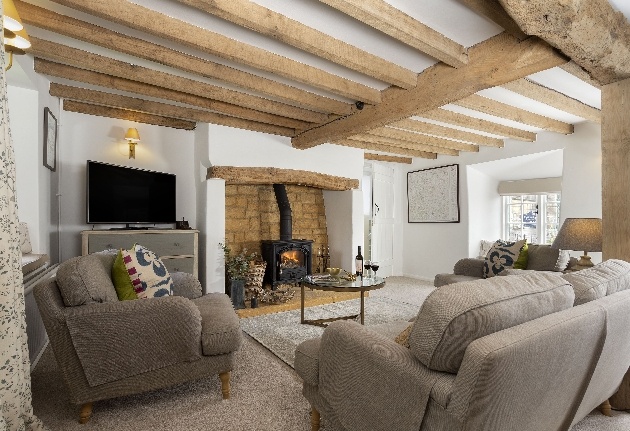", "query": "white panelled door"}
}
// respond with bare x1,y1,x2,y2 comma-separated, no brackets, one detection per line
371,164,395,277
